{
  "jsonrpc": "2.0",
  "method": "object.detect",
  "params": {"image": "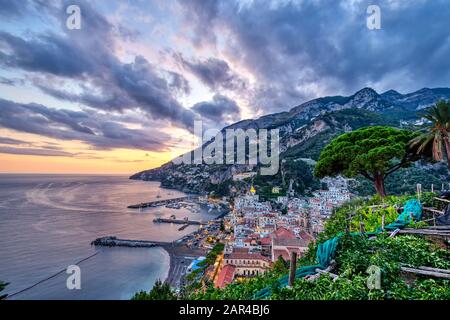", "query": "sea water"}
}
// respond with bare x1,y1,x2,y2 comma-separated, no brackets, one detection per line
0,174,211,300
